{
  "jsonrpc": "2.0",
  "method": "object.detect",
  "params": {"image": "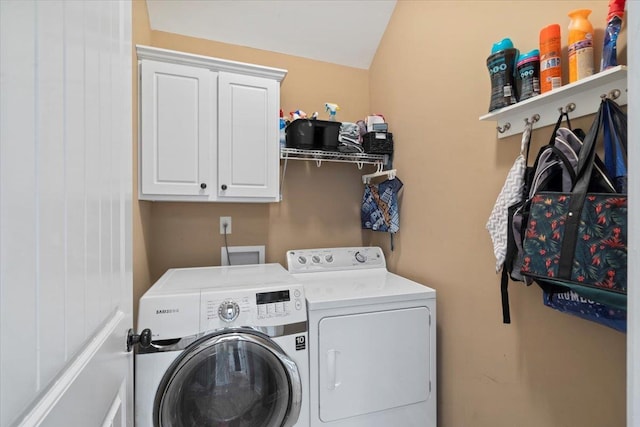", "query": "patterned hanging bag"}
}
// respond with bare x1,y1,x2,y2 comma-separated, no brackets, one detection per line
520,98,628,314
